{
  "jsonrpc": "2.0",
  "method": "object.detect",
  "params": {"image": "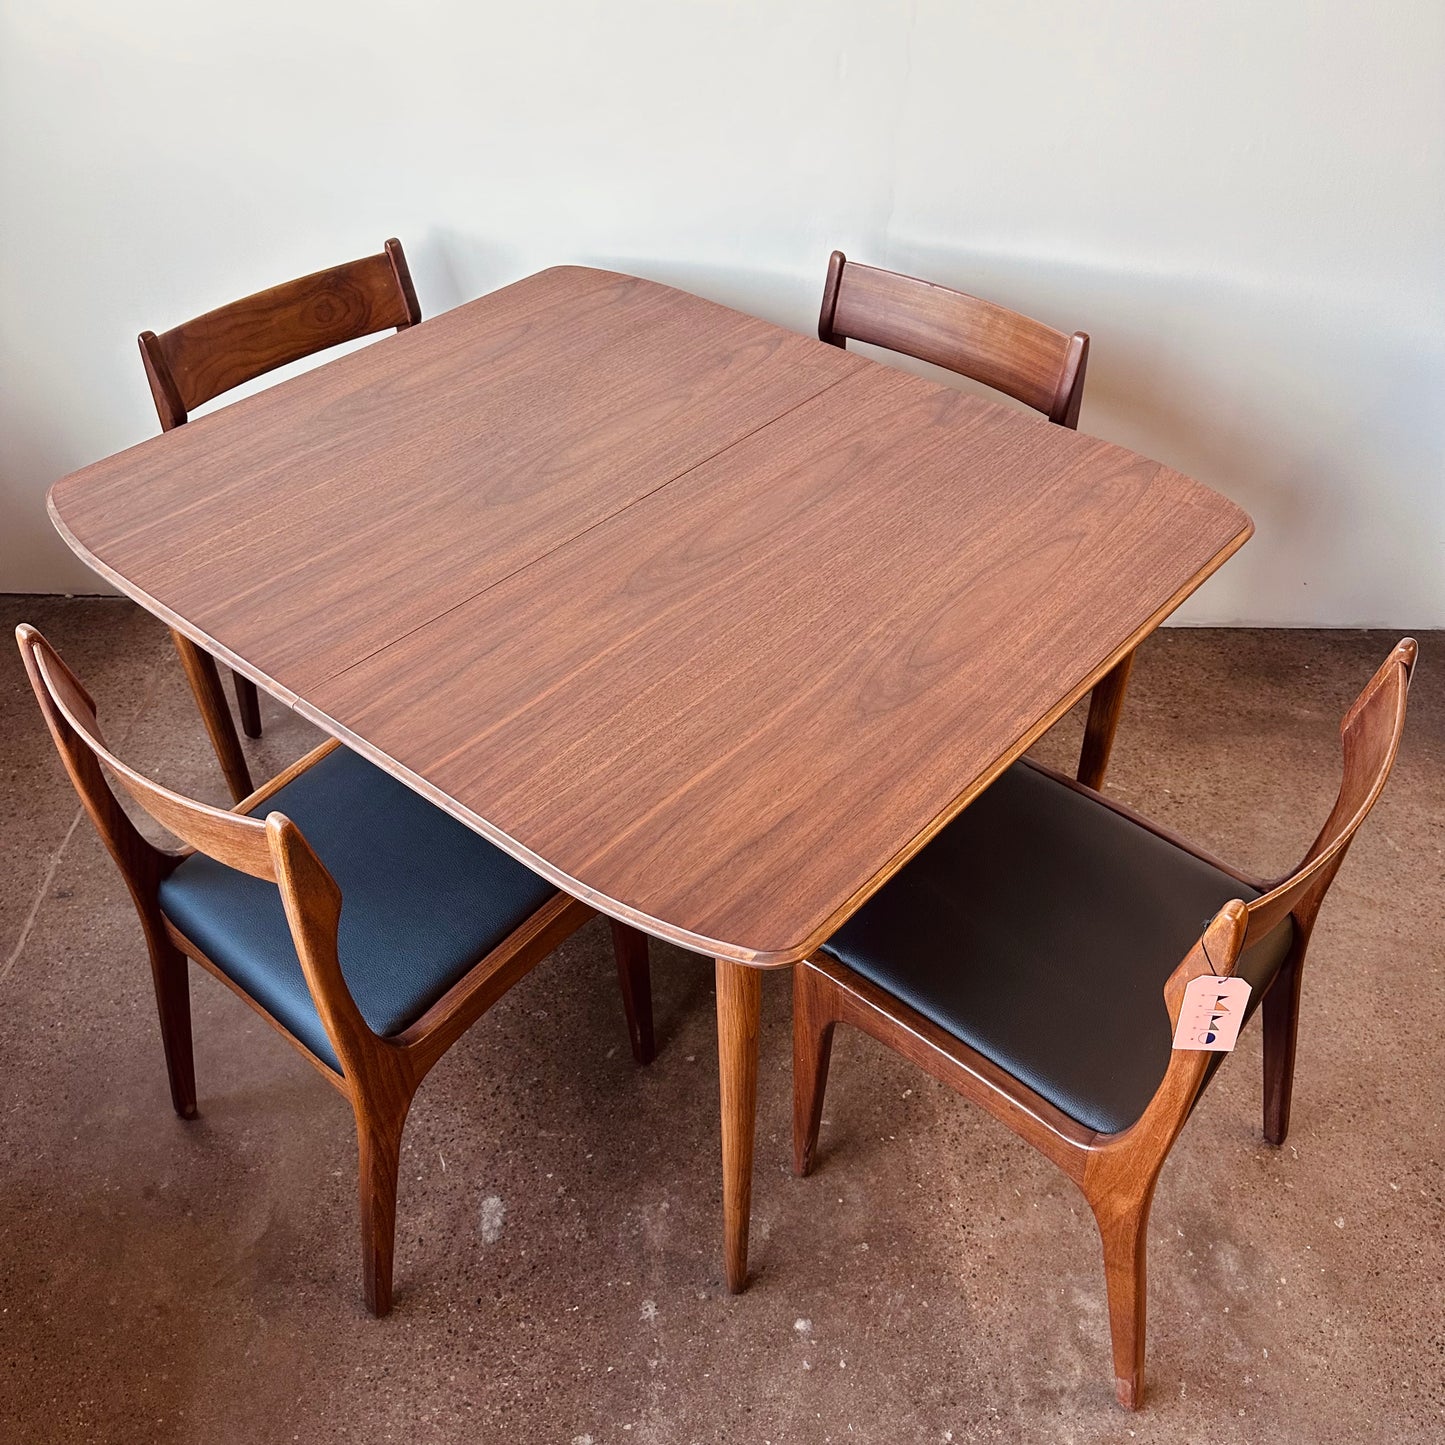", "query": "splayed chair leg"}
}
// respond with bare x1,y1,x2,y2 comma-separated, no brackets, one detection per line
610,920,655,1065
353,1095,412,1317
792,964,836,1178
1090,1188,1154,1410
148,937,197,1119
1262,950,1304,1146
